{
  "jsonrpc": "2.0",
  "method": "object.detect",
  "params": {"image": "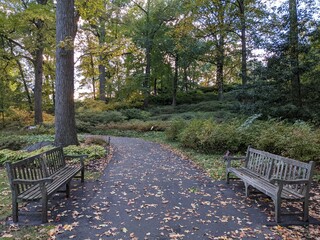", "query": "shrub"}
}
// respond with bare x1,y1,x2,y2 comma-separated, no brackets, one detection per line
63,145,107,162
0,136,28,150
0,149,30,165
120,108,151,120
165,118,187,141
76,110,126,125
179,119,204,149
99,120,168,132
